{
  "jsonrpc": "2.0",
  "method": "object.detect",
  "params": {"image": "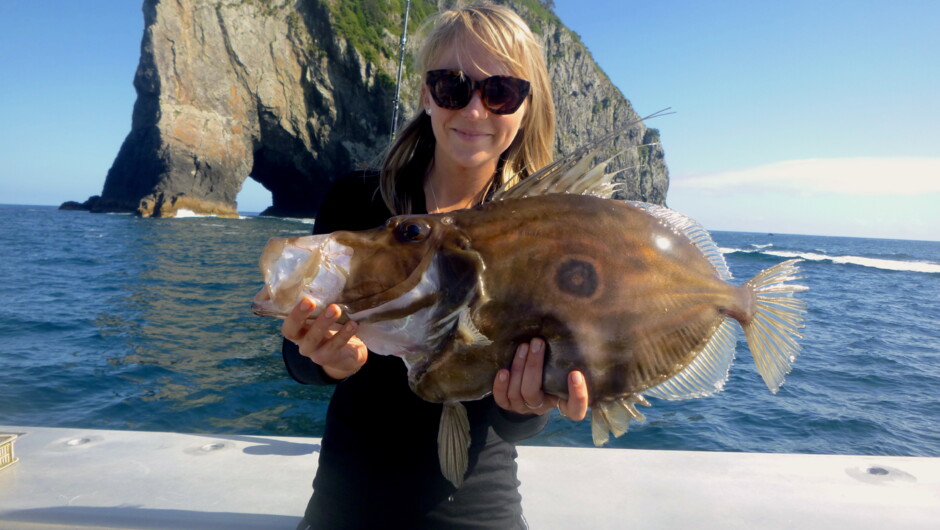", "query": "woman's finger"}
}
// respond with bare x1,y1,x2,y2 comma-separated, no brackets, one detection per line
492,369,512,410
558,370,589,421
520,338,546,409
298,304,342,351
332,320,359,350
281,297,315,341
318,327,368,380
506,342,529,409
